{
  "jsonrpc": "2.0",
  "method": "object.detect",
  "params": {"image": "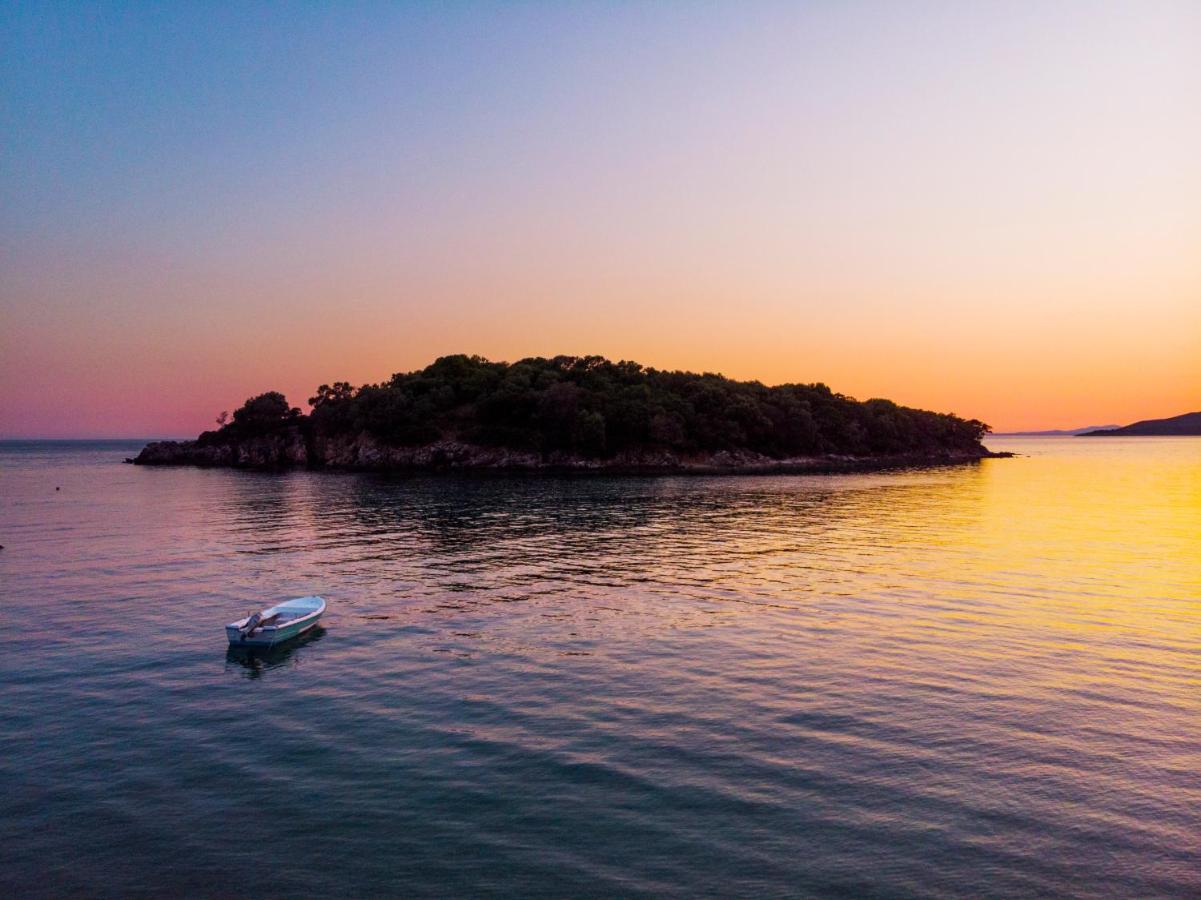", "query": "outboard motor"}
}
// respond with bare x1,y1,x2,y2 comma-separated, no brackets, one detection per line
239,612,263,640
